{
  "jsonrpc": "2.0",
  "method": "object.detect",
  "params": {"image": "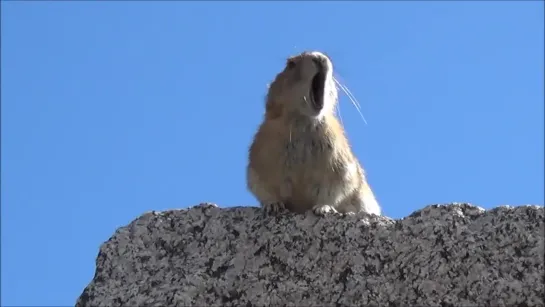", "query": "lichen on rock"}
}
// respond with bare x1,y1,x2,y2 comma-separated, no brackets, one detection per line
76,203,544,306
